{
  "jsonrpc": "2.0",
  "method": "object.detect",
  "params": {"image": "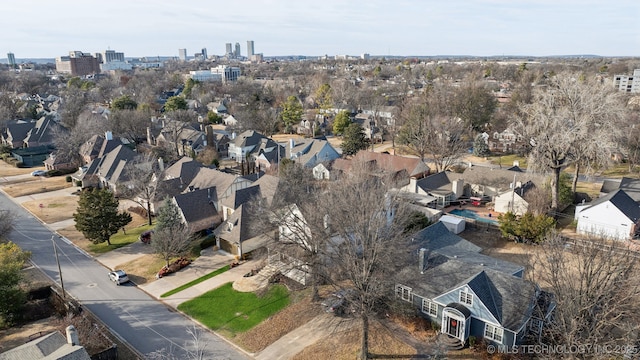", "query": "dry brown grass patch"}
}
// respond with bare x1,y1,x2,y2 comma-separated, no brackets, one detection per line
22,197,78,224
234,293,323,352
116,254,165,285
57,226,92,253
293,319,416,360
1,177,73,198
0,160,37,177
